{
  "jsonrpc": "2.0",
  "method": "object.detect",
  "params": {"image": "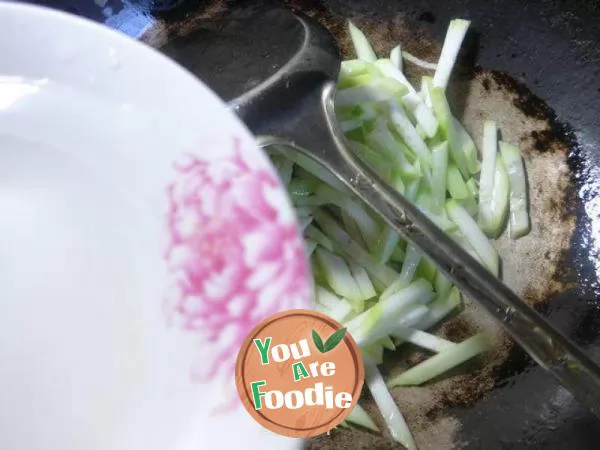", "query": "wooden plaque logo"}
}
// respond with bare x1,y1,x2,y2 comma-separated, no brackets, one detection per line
235,309,364,437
